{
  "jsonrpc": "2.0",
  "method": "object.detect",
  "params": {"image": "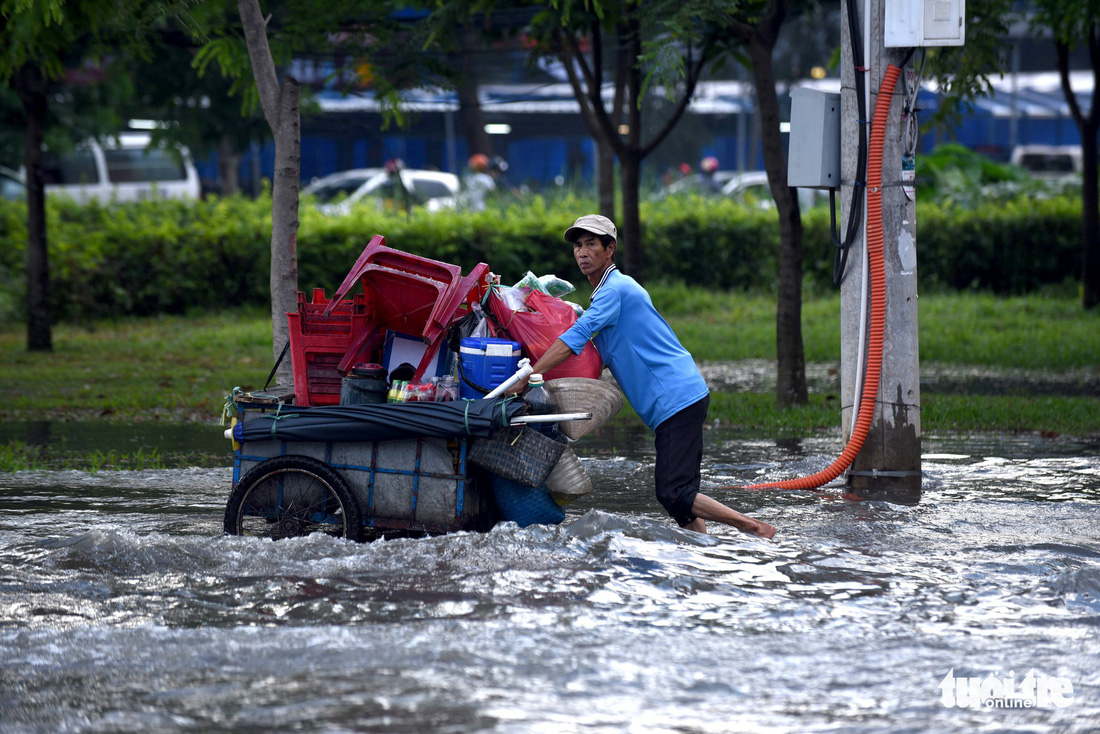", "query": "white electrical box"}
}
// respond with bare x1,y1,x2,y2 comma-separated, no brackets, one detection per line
787,88,840,189
885,0,965,47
